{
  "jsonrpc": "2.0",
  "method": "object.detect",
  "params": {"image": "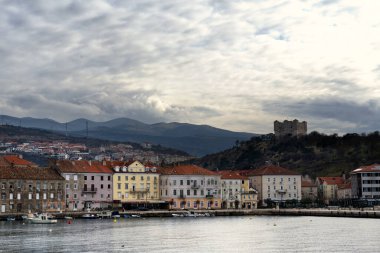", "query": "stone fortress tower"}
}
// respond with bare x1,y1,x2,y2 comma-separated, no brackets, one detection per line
274,119,307,137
